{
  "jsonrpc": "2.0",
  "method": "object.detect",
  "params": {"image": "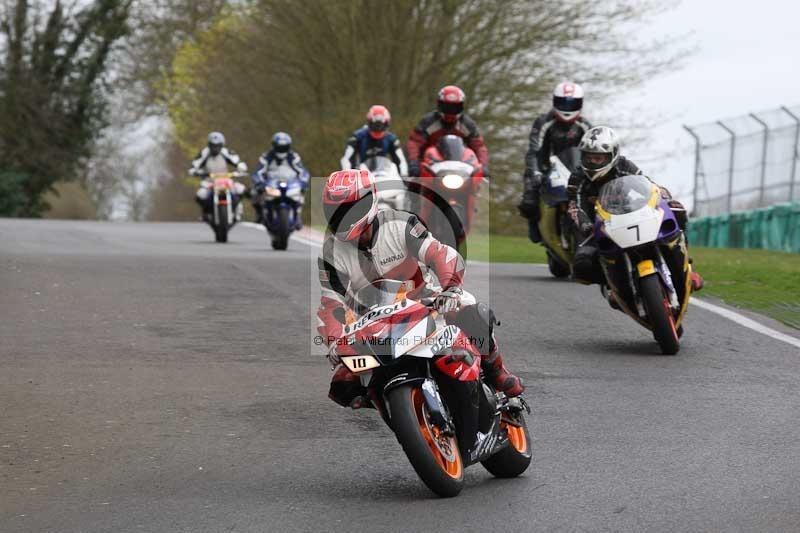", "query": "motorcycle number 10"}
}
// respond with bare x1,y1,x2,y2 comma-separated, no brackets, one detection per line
342,355,380,373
